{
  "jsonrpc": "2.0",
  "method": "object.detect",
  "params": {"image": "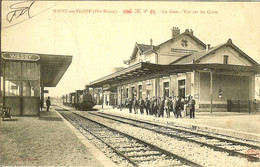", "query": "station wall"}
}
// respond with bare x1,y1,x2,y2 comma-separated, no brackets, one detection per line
199,46,252,66
199,72,250,101
113,70,255,112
